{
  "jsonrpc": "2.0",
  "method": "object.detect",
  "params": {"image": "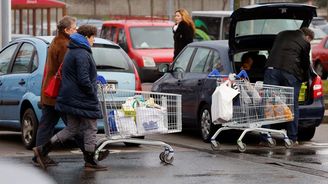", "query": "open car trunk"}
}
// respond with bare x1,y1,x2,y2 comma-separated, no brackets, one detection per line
229,3,318,104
